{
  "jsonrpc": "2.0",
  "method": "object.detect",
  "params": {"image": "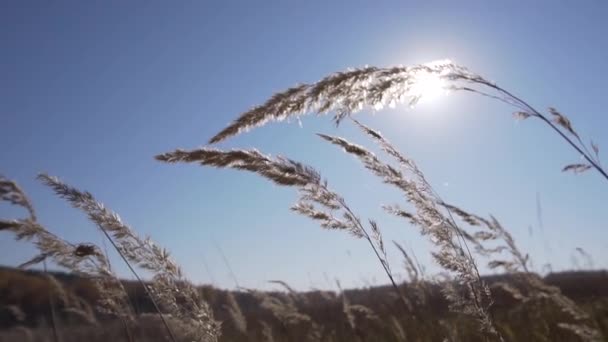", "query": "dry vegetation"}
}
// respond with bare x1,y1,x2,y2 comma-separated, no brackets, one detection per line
1,267,607,342
1,60,607,341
